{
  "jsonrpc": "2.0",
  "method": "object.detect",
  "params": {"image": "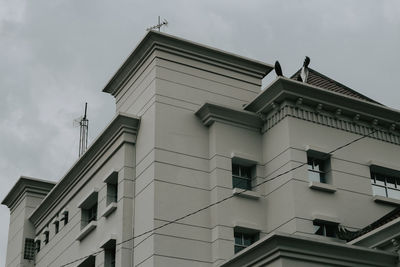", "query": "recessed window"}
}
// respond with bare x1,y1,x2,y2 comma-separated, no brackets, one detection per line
24,238,35,260
313,221,337,238
82,204,97,229
78,190,99,229
101,238,117,267
54,220,60,234
60,211,69,226
34,239,41,253
371,172,400,199
307,157,327,183
105,246,116,267
232,164,253,190
234,230,259,253
105,171,118,205
43,228,49,244
78,255,95,267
